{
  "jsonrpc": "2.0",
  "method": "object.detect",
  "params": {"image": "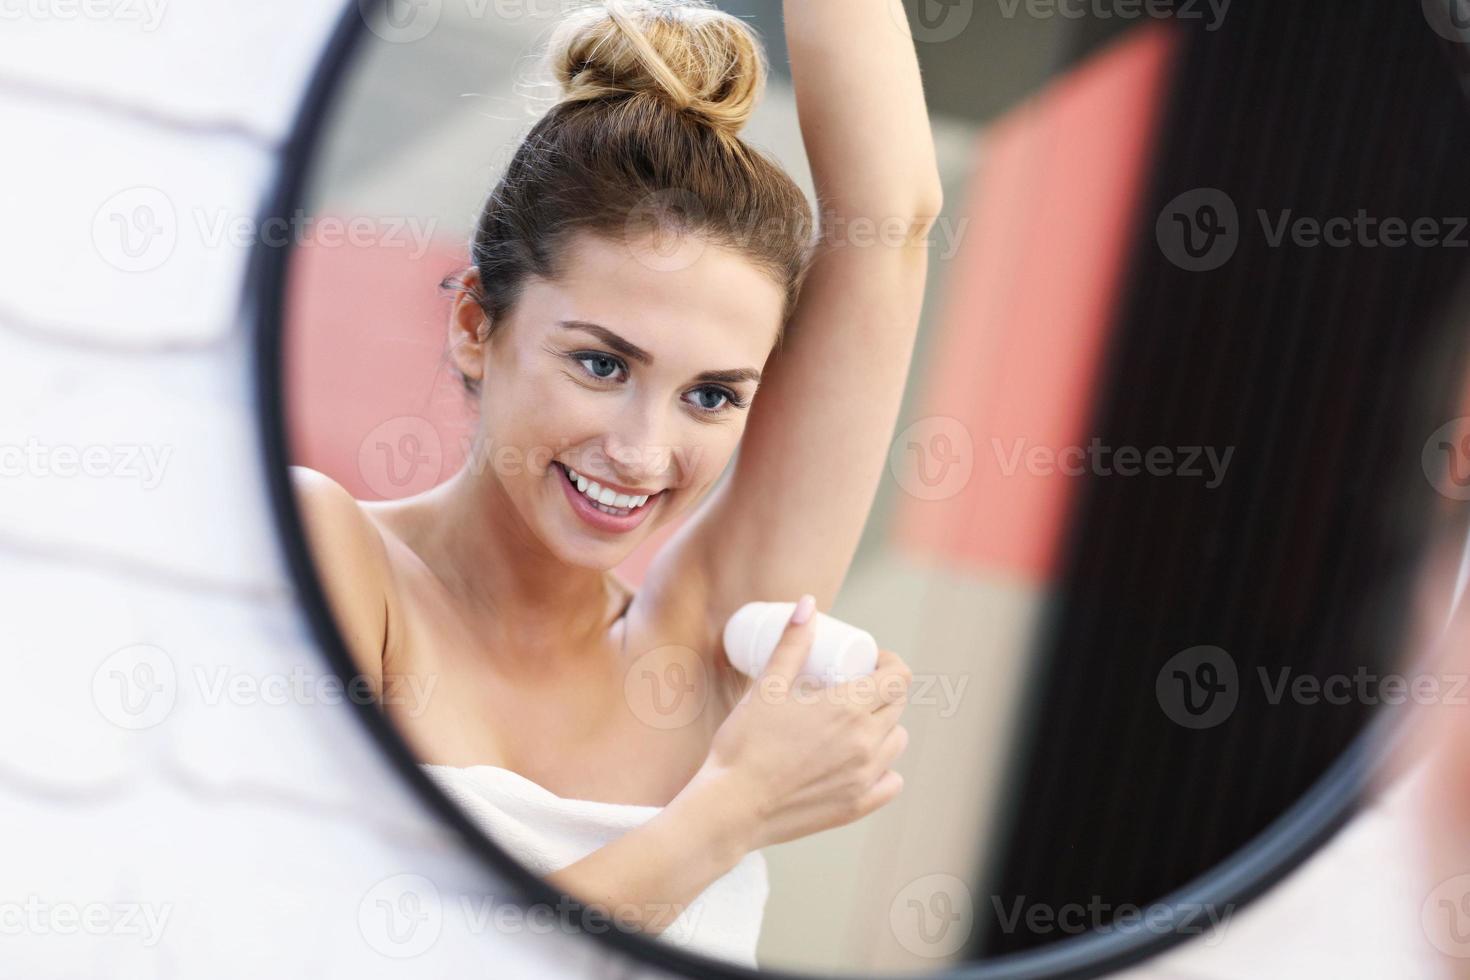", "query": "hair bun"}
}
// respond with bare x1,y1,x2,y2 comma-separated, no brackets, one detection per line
546,0,767,139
